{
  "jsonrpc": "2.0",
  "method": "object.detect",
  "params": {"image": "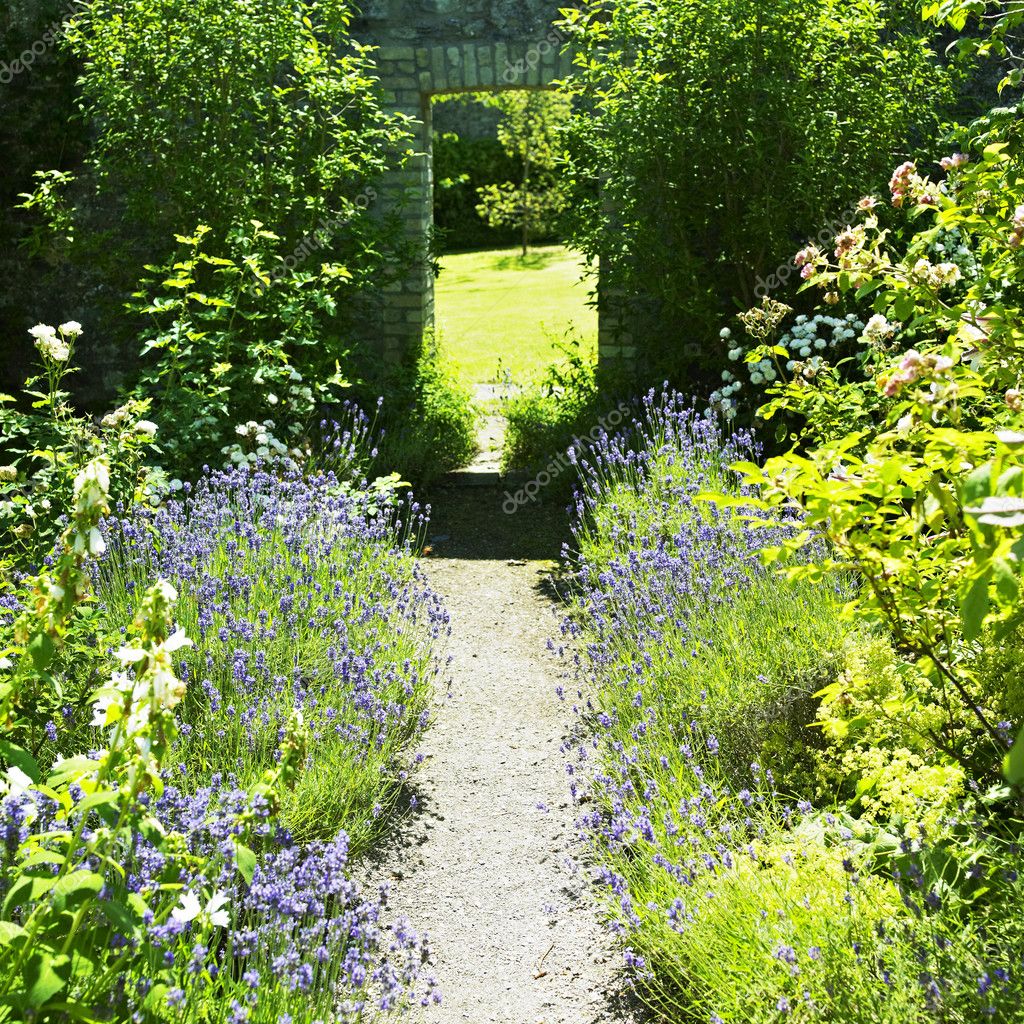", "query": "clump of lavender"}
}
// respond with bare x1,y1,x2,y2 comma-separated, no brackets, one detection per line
560,388,1024,1021
96,463,450,853
1,775,440,1021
